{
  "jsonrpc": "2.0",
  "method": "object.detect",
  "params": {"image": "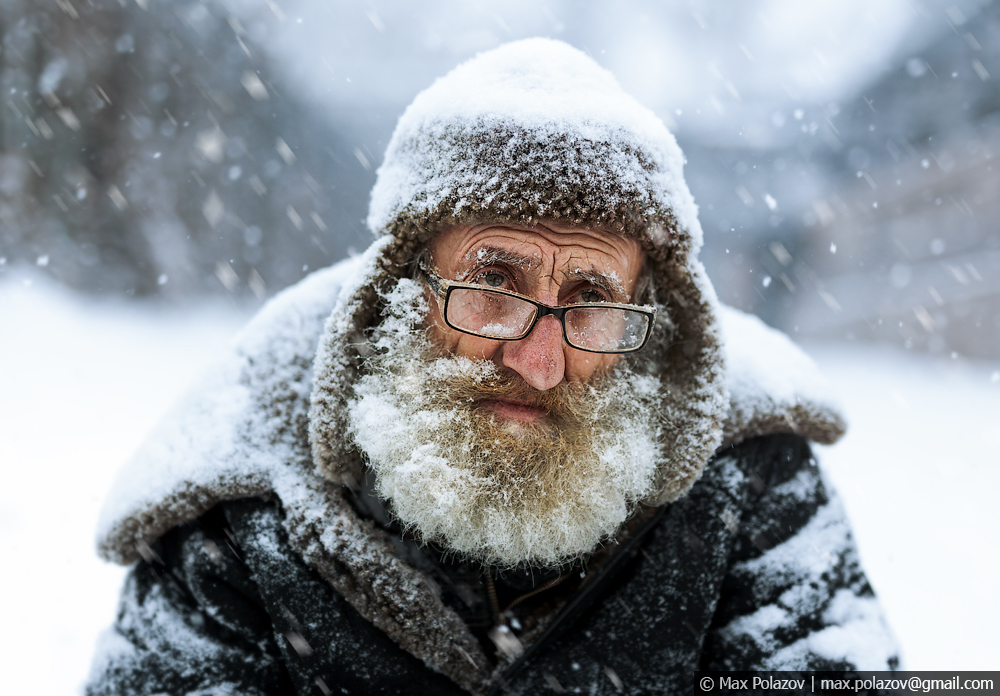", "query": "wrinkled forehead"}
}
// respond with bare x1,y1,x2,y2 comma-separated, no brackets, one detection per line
428,220,646,281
